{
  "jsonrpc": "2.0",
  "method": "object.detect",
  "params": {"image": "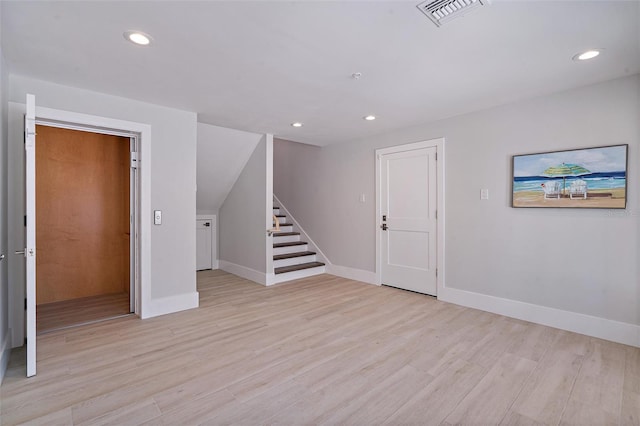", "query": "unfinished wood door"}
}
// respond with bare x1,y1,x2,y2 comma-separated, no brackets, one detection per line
36,125,130,304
